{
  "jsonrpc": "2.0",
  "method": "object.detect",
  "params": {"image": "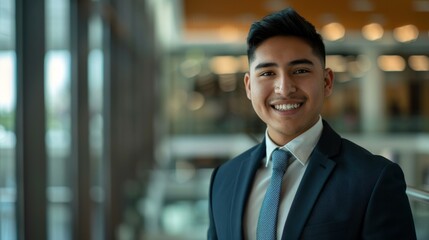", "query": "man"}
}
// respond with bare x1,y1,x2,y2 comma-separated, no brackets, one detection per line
207,8,416,240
